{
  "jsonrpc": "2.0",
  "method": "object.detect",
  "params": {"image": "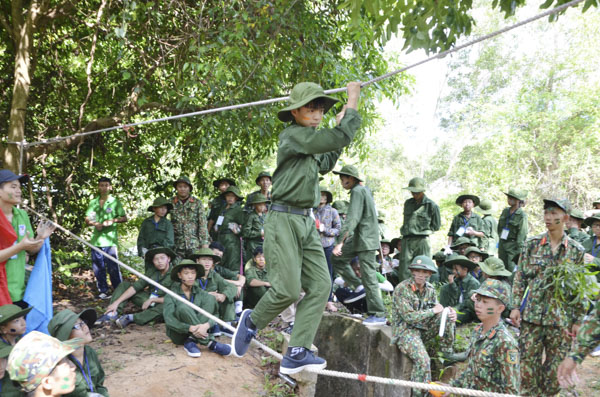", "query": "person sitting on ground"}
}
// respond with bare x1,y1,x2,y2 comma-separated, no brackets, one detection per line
209,241,246,319
215,186,245,274
47,309,109,397
6,331,82,397
447,194,485,250
377,239,394,275
428,250,449,284
315,186,341,313
163,259,231,358
448,236,475,256
444,279,520,395
190,248,237,336
244,247,271,309
497,188,528,272
391,255,456,397
207,177,236,242
439,255,481,321
243,171,272,214
242,195,268,264
98,247,177,328
567,209,588,244
0,343,22,397
0,304,31,347
136,197,174,257
464,246,489,281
